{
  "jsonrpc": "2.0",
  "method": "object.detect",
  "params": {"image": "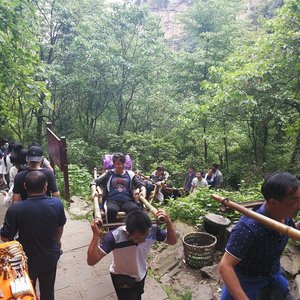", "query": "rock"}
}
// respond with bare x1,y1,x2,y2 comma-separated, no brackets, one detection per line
281,251,300,276
160,273,172,285
171,271,200,294
192,283,213,300
203,213,231,251
200,264,222,282
292,274,300,300
69,196,91,216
